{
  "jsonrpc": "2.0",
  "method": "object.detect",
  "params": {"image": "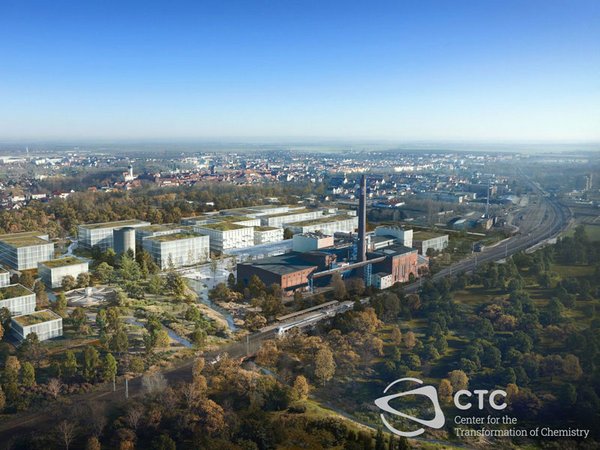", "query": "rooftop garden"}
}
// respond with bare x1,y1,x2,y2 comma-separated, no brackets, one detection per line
79,219,148,230
40,256,87,268
147,232,205,242
0,231,50,248
0,284,33,299
254,226,280,232
288,214,353,227
413,230,447,240
12,310,60,326
196,222,247,231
